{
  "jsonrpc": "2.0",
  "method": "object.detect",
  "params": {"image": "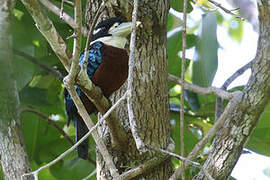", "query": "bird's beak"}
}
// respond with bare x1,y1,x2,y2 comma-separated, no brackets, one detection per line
109,21,141,37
